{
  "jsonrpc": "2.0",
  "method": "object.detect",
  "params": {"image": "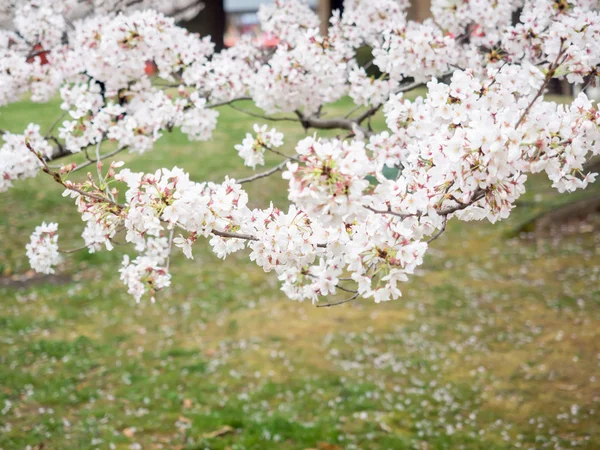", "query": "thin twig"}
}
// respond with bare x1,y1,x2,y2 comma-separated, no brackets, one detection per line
206,97,252,109
237,159,290,184
364,205,415,219
228,103,299,122
515,42,567,129
59,244,91,254
26,141,124,209
437,189,486,216
45,111,67,138
166,228,174,271
265,147,300,162
335,284,358,294
317,292,360,308
427,218,447,244
344,103,364,119
50,146,129,171
211,229,259,242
